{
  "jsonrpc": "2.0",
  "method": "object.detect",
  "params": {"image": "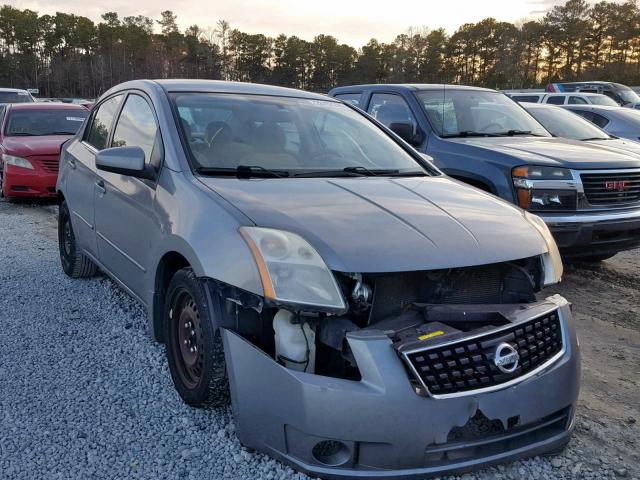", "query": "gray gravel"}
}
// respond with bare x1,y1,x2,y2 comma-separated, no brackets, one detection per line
0,200,638,480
